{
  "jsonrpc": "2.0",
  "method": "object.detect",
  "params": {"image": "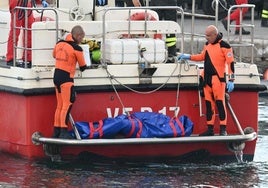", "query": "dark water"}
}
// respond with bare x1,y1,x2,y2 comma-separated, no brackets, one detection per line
0,97,268,188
